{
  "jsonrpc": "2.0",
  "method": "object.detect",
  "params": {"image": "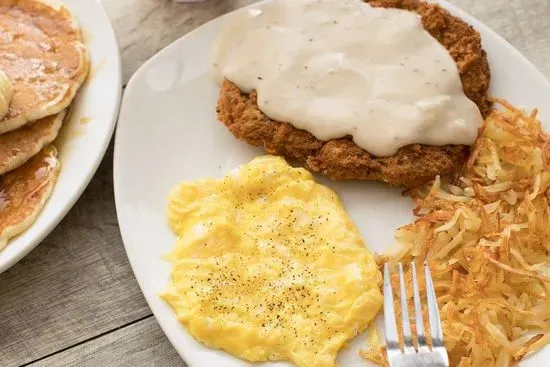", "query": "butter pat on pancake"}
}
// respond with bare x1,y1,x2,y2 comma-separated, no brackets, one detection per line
162,156,383,367
0,111,65,175
0,145,60,250
0,0,89,134
0,68,13,119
